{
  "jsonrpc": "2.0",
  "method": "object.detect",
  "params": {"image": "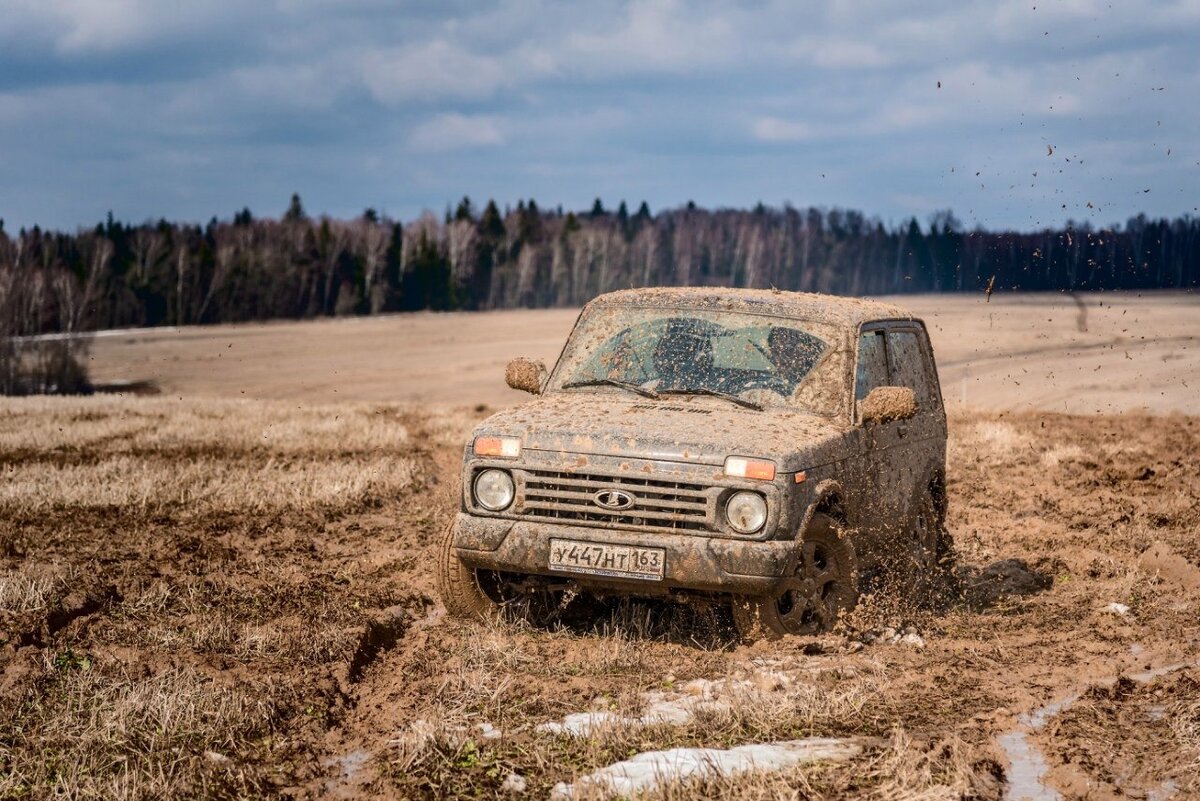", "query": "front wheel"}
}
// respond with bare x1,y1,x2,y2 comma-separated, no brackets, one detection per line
435,521,561,625
732,513,859,640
